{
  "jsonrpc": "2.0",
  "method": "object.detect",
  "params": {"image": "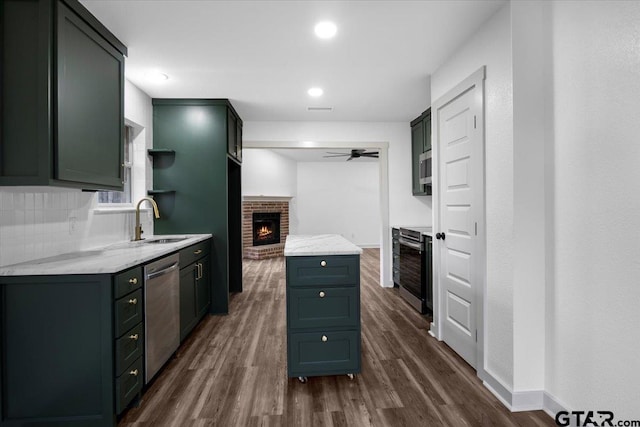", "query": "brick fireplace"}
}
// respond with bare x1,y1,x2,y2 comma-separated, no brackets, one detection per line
242,197,291,259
